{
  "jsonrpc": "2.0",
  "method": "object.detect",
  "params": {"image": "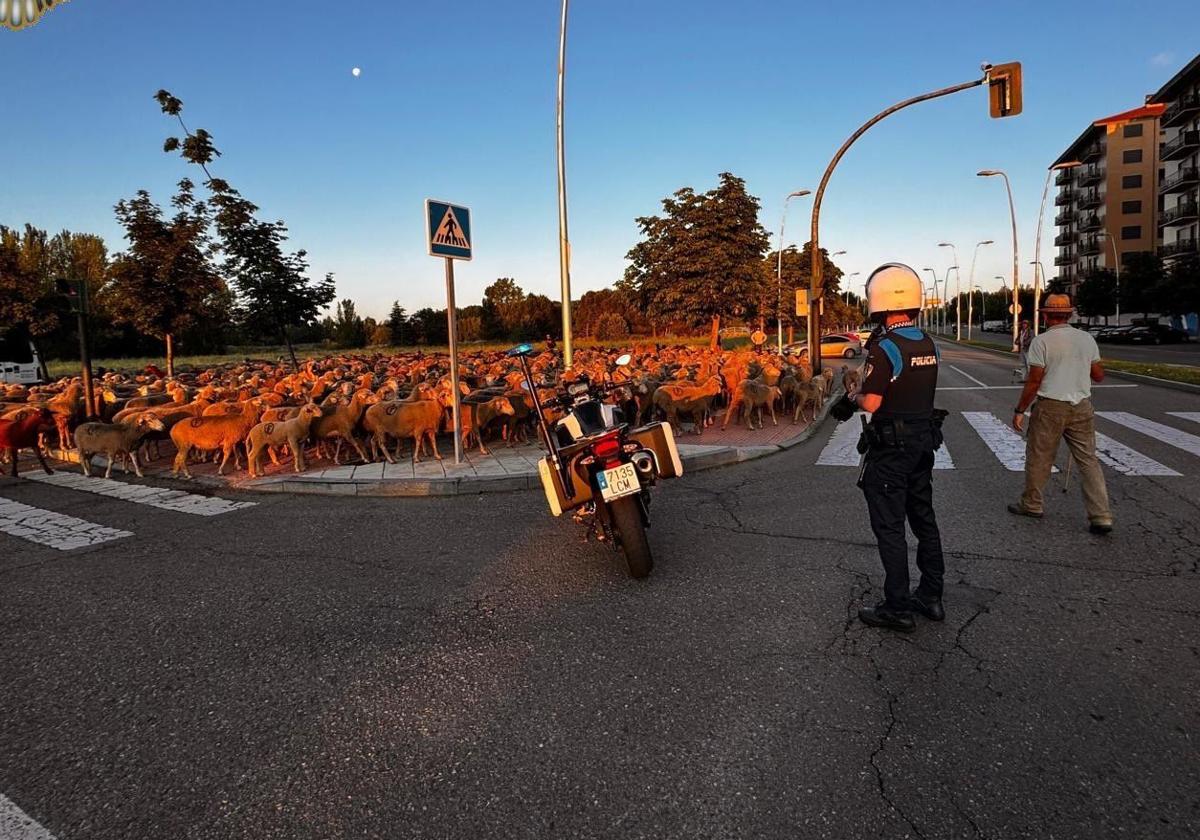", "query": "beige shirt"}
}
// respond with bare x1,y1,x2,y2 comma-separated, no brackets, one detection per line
1026,324,1100,405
